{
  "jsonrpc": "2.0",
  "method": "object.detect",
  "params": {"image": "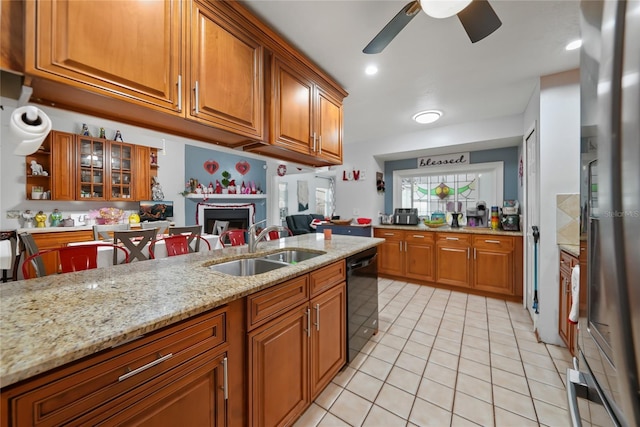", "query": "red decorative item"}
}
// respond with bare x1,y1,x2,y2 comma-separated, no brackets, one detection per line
215,180,222,194
235,161,251,175
203,160,219,175
277,164,287,176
